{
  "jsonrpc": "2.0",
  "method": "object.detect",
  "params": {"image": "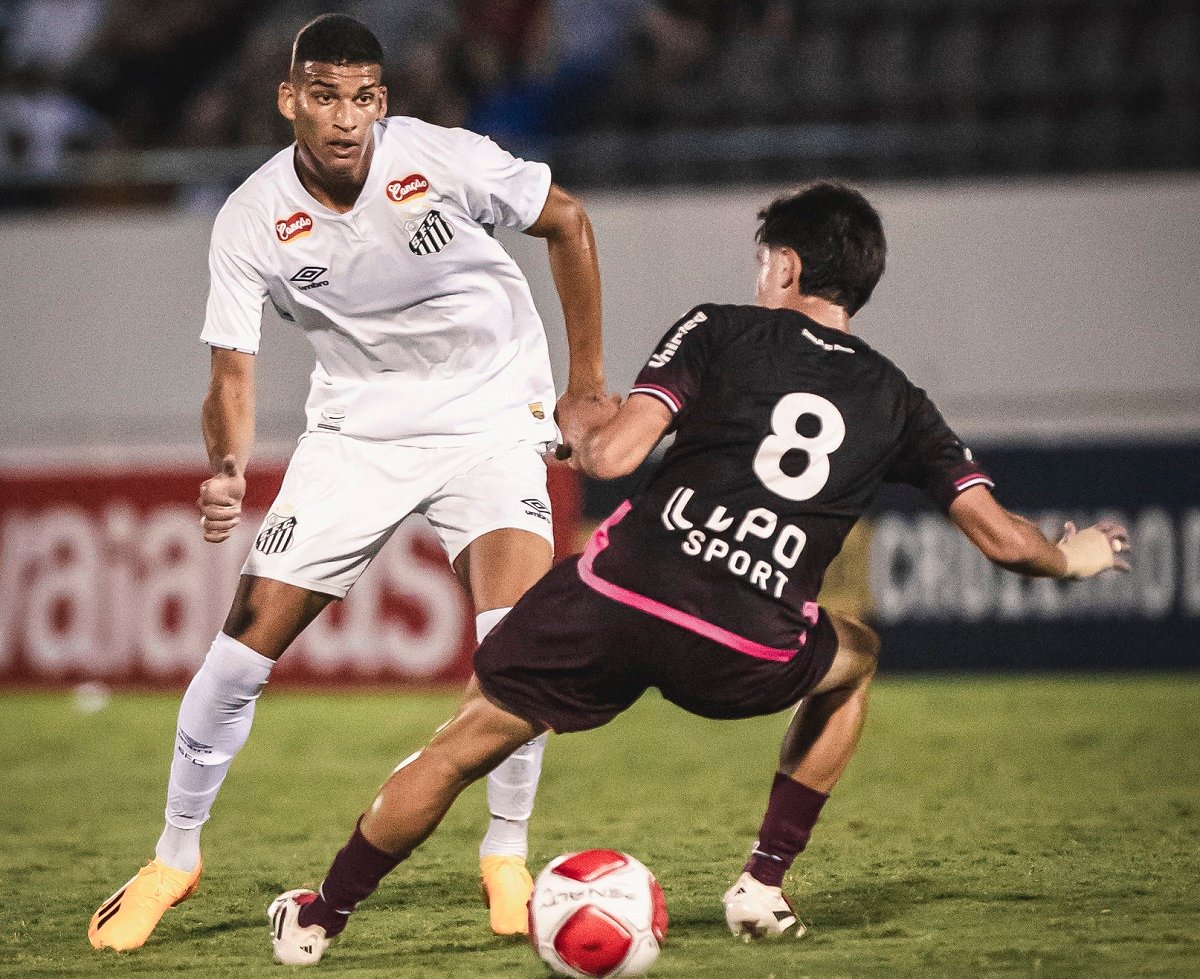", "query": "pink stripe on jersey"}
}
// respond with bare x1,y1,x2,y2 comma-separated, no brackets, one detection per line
576,501,806,663
954,473,995,490
629,384,681,412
